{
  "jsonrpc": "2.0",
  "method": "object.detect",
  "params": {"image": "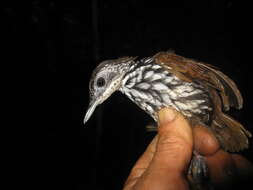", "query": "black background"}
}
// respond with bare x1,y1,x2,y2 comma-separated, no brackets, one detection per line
30,0,253,189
